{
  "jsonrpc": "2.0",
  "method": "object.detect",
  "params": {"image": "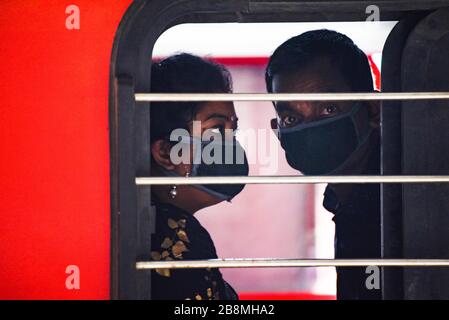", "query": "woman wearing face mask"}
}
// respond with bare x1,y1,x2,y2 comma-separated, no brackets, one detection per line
149,53,248,300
